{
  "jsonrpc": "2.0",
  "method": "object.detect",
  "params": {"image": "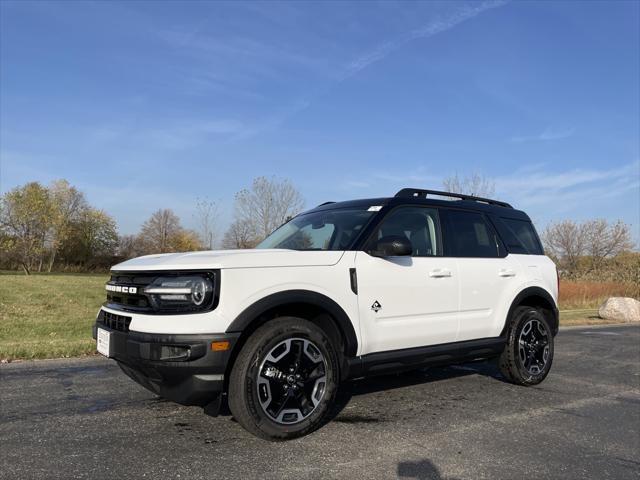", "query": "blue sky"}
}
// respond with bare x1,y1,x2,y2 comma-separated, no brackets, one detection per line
1,0,639,241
